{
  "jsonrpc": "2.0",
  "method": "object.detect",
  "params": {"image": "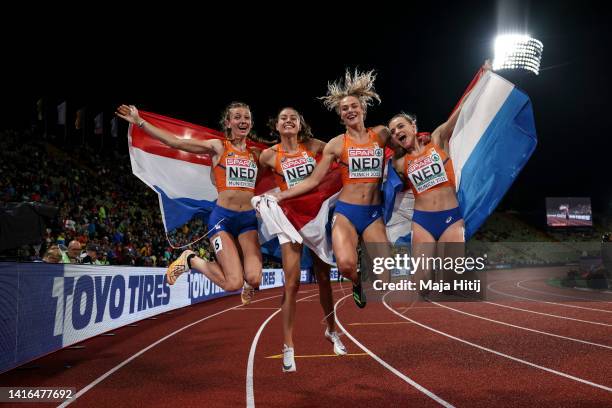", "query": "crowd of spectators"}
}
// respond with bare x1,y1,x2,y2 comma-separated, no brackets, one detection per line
1,128,610,268
0,129,212,266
